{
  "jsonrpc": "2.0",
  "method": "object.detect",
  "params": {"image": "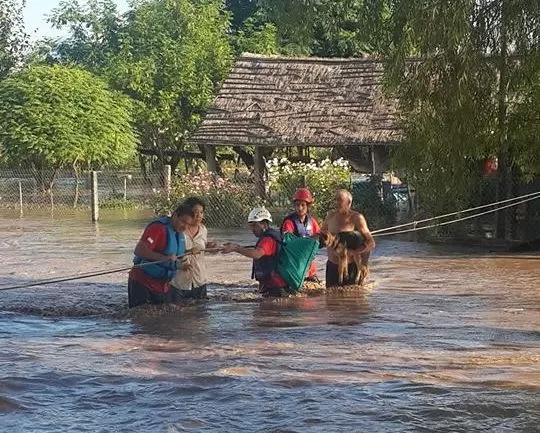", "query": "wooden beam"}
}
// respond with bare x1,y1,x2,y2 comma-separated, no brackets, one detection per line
253,146,266,199
138,148,235,161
